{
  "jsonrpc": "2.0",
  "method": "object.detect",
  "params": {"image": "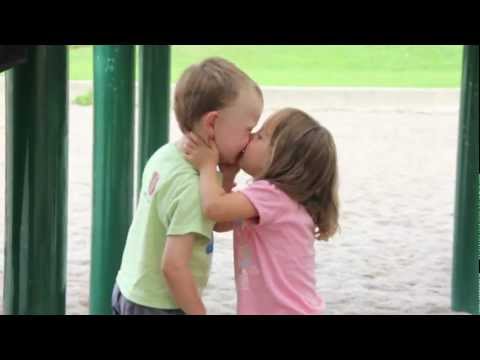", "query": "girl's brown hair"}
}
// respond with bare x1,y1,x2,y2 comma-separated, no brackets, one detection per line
258,108,340,240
